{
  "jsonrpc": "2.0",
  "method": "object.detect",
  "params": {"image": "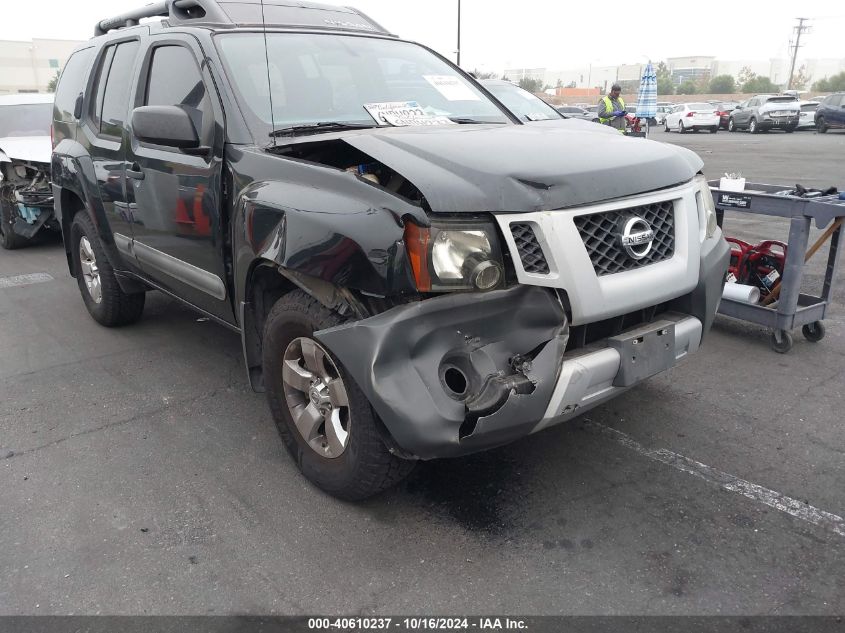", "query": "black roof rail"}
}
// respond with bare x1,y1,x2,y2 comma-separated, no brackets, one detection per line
95,0,394,37
95,0,231,36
